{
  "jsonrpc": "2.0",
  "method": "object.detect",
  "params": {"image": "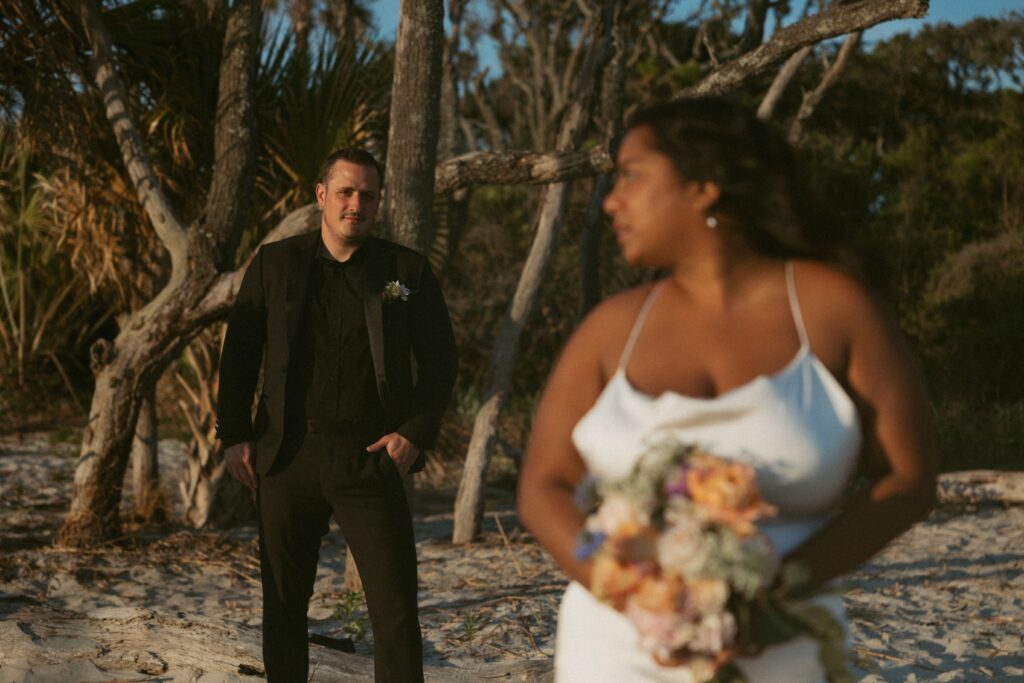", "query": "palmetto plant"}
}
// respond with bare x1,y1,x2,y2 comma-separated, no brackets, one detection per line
1,0,392,366
256,21,391,229
1,0,392,533
0,129,109,404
